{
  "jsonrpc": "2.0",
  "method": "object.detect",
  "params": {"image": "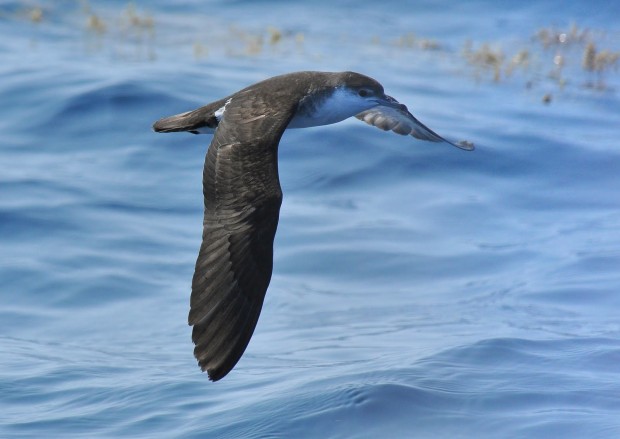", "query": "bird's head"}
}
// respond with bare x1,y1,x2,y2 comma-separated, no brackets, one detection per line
337,71,406,113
